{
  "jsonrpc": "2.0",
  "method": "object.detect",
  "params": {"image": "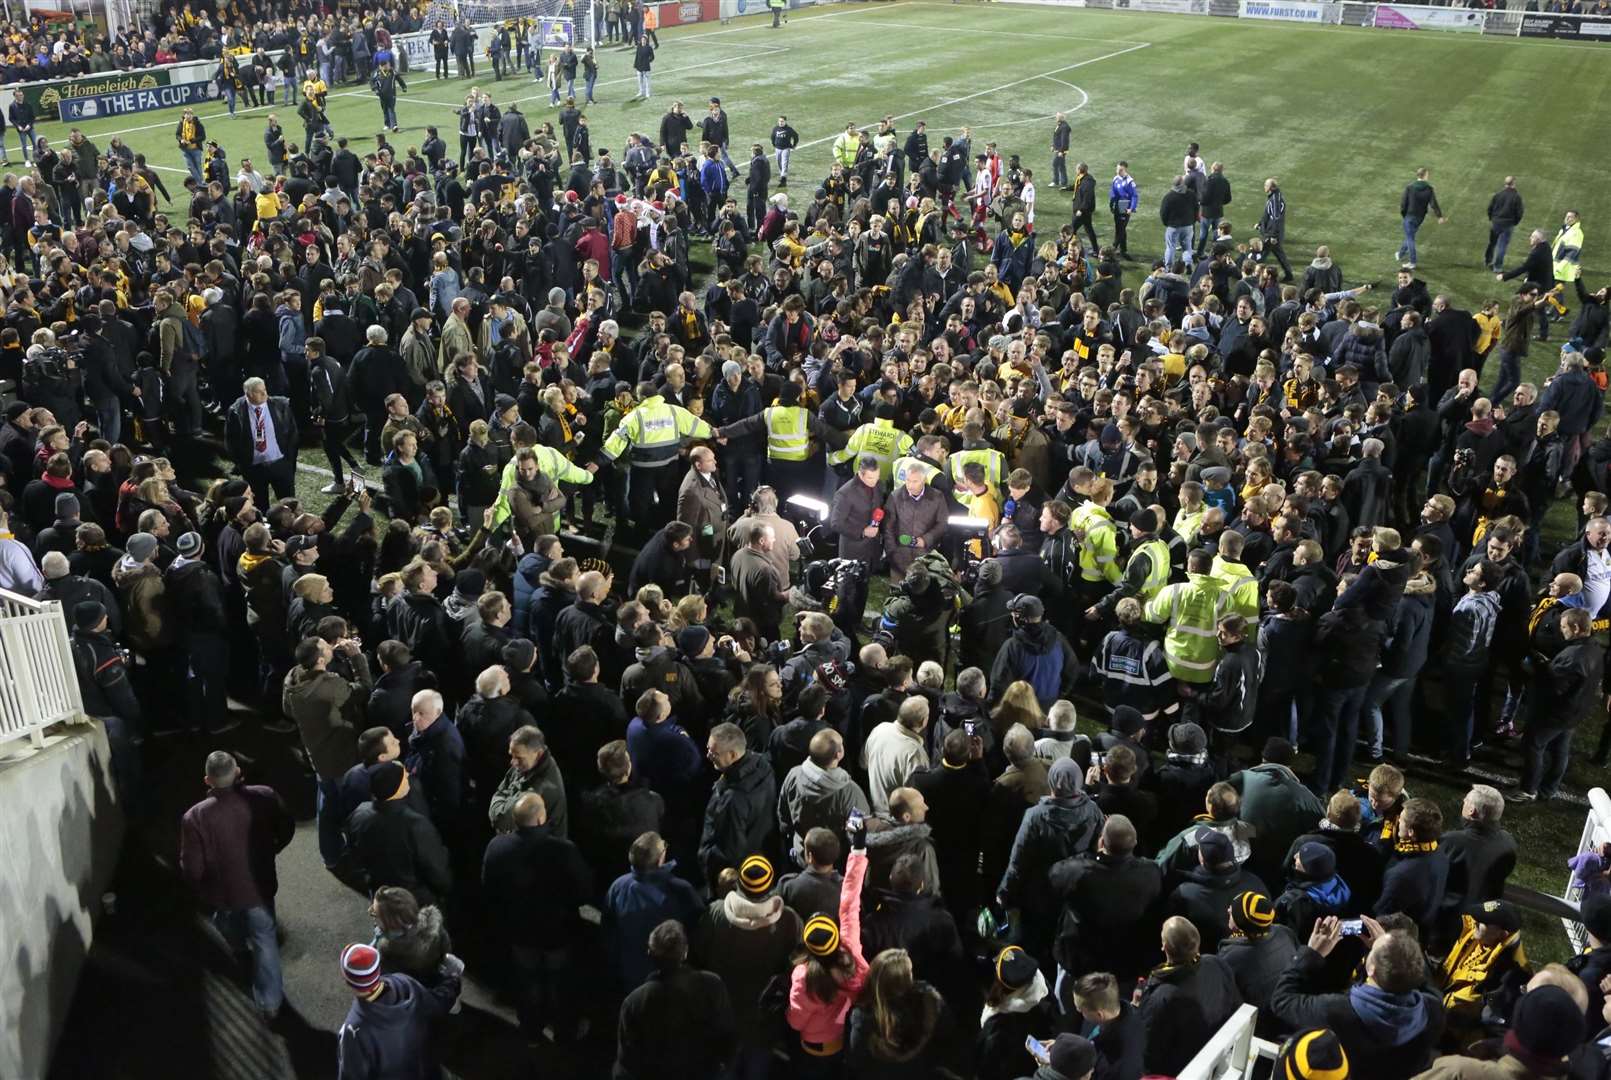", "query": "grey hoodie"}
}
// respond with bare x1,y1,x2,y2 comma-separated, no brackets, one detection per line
777,758,870,858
